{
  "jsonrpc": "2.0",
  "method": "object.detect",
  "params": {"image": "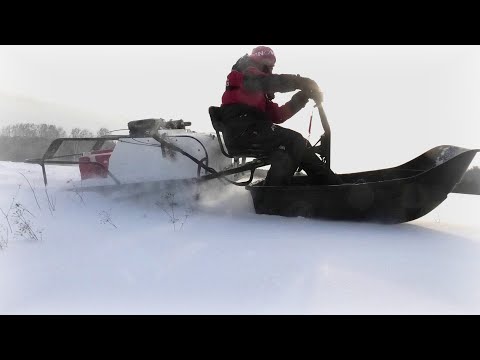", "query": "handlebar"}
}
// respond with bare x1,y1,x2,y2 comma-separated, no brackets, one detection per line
313,102,331,169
